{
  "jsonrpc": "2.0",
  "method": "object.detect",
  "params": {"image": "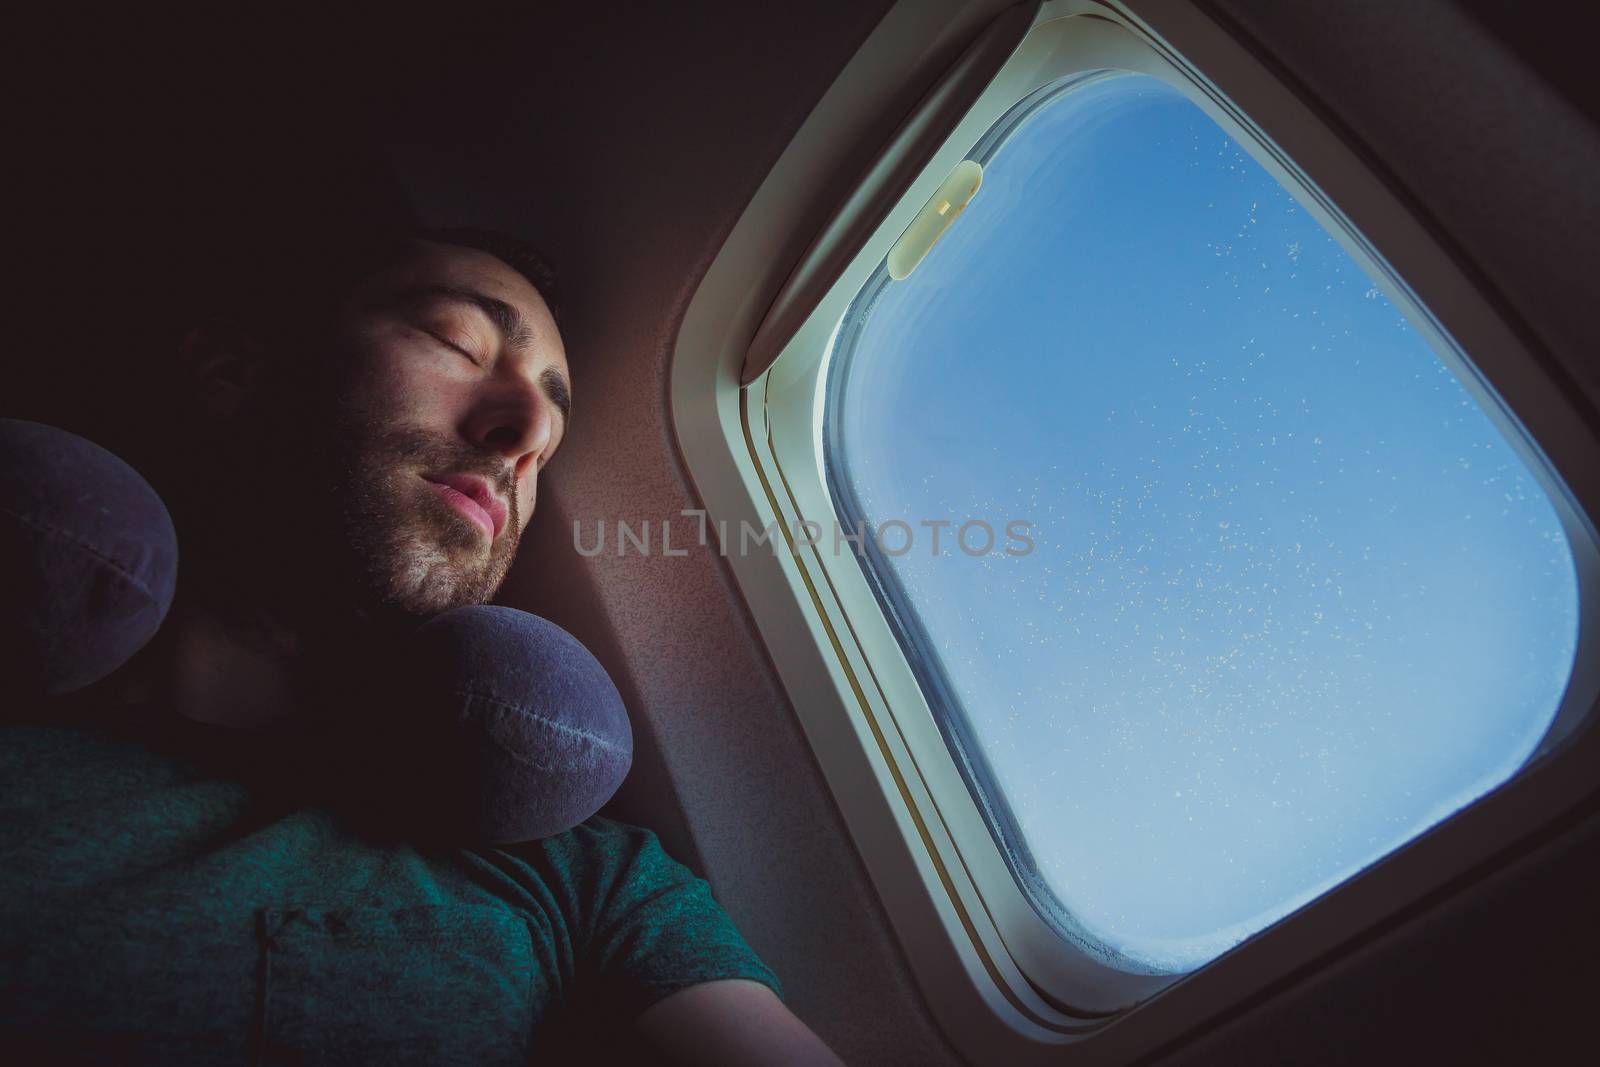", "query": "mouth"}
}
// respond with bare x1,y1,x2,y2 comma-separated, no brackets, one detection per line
421,473,508,540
